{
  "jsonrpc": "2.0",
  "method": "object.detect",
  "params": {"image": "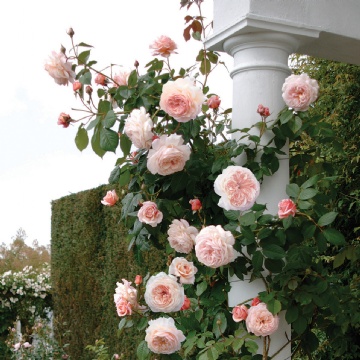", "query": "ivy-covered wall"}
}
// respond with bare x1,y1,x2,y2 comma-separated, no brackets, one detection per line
51,185,166,359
